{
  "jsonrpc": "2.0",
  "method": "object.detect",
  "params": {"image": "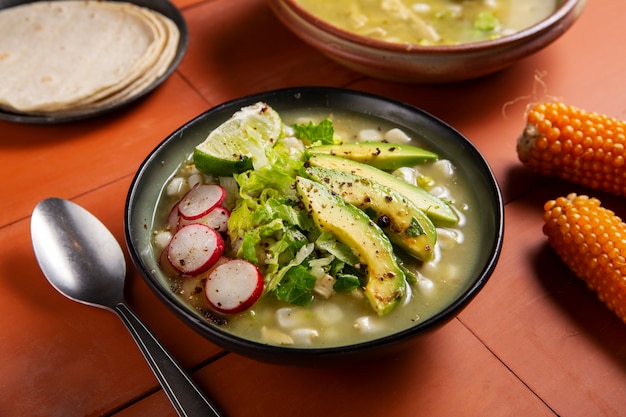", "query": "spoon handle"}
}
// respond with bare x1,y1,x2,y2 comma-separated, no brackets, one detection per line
114,302,222,417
